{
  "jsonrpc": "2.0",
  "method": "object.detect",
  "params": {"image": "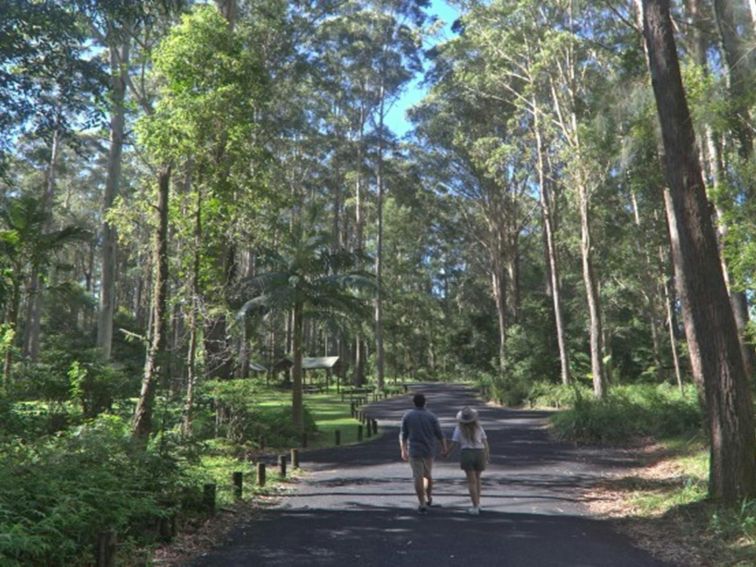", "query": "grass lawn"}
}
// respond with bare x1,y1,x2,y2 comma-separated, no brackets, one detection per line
255,387,382,448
